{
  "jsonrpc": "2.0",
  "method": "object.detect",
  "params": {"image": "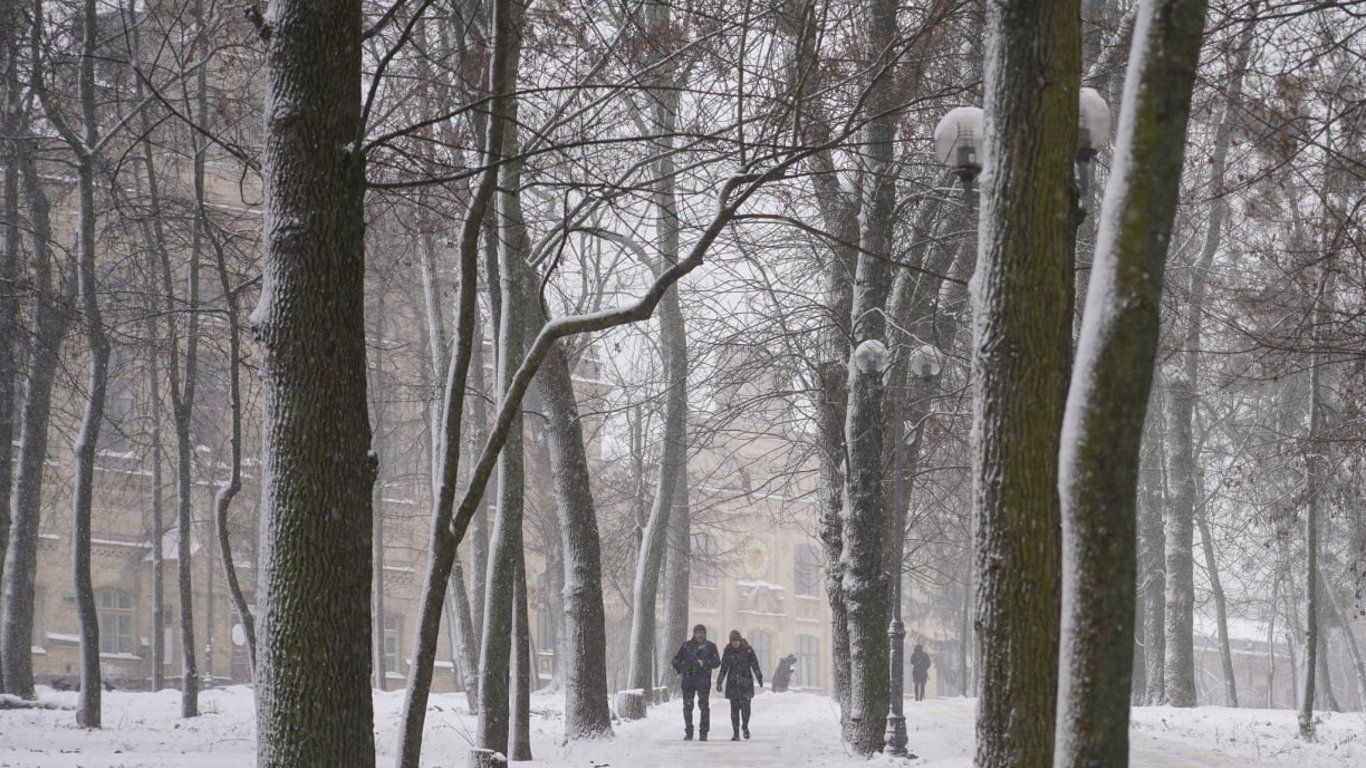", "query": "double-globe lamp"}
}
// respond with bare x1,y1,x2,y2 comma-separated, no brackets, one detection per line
933,87,1112,209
